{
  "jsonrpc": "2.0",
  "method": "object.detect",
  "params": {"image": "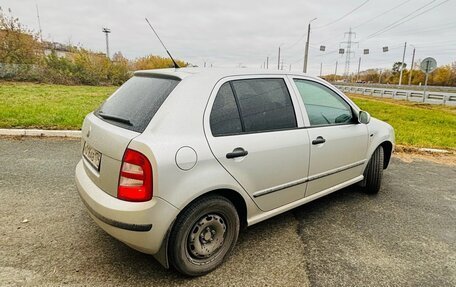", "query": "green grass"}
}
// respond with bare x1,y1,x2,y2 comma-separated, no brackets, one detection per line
349,94,456,149
1,82,455,149
0,82,116,130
